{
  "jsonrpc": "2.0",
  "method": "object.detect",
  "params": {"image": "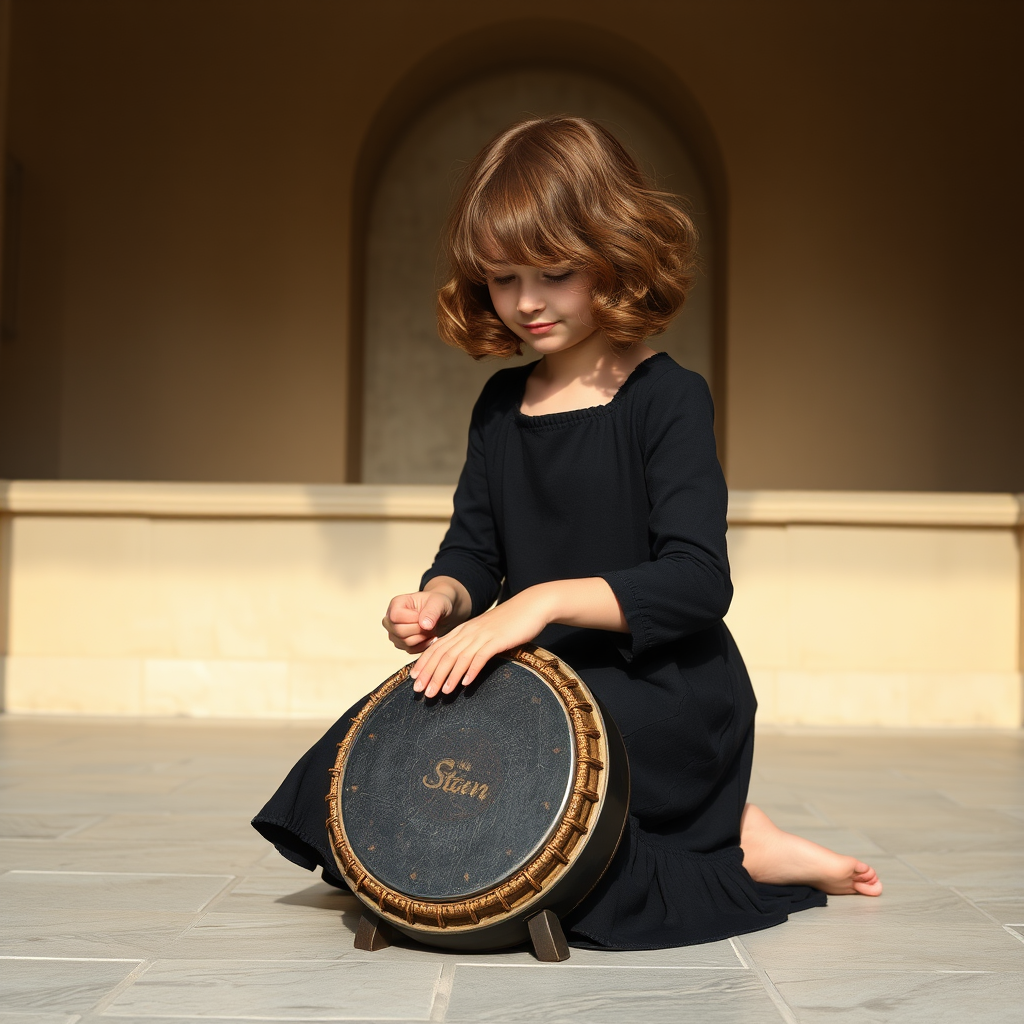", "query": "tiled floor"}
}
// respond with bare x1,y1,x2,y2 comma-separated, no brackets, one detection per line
0,716,1021,1023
